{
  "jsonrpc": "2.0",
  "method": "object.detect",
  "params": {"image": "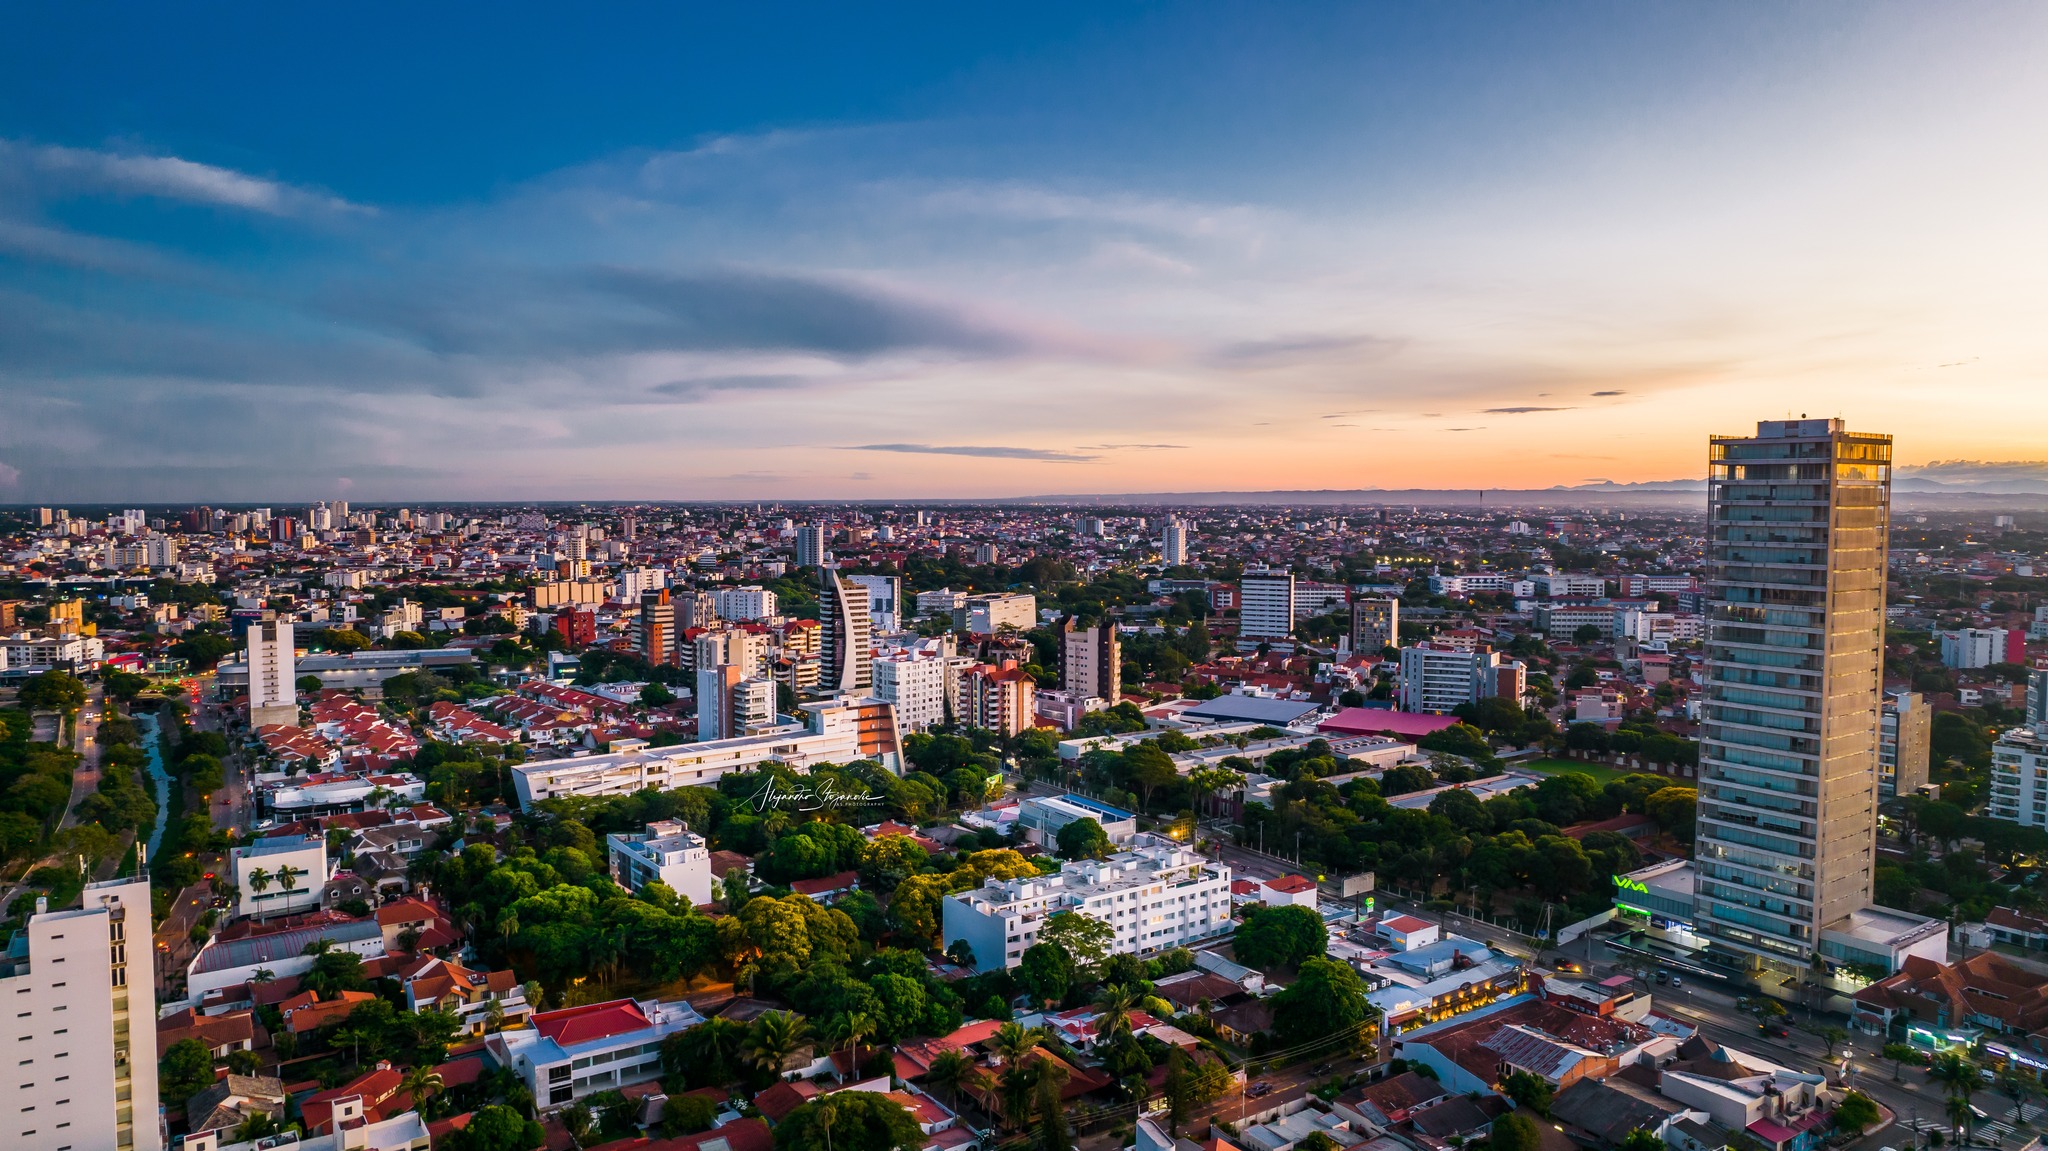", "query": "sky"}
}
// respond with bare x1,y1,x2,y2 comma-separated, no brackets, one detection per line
4,2,2048,502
